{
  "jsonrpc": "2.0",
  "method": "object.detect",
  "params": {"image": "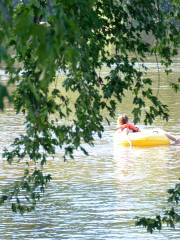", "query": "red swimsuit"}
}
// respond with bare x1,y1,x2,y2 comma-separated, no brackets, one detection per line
118,123,140,132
